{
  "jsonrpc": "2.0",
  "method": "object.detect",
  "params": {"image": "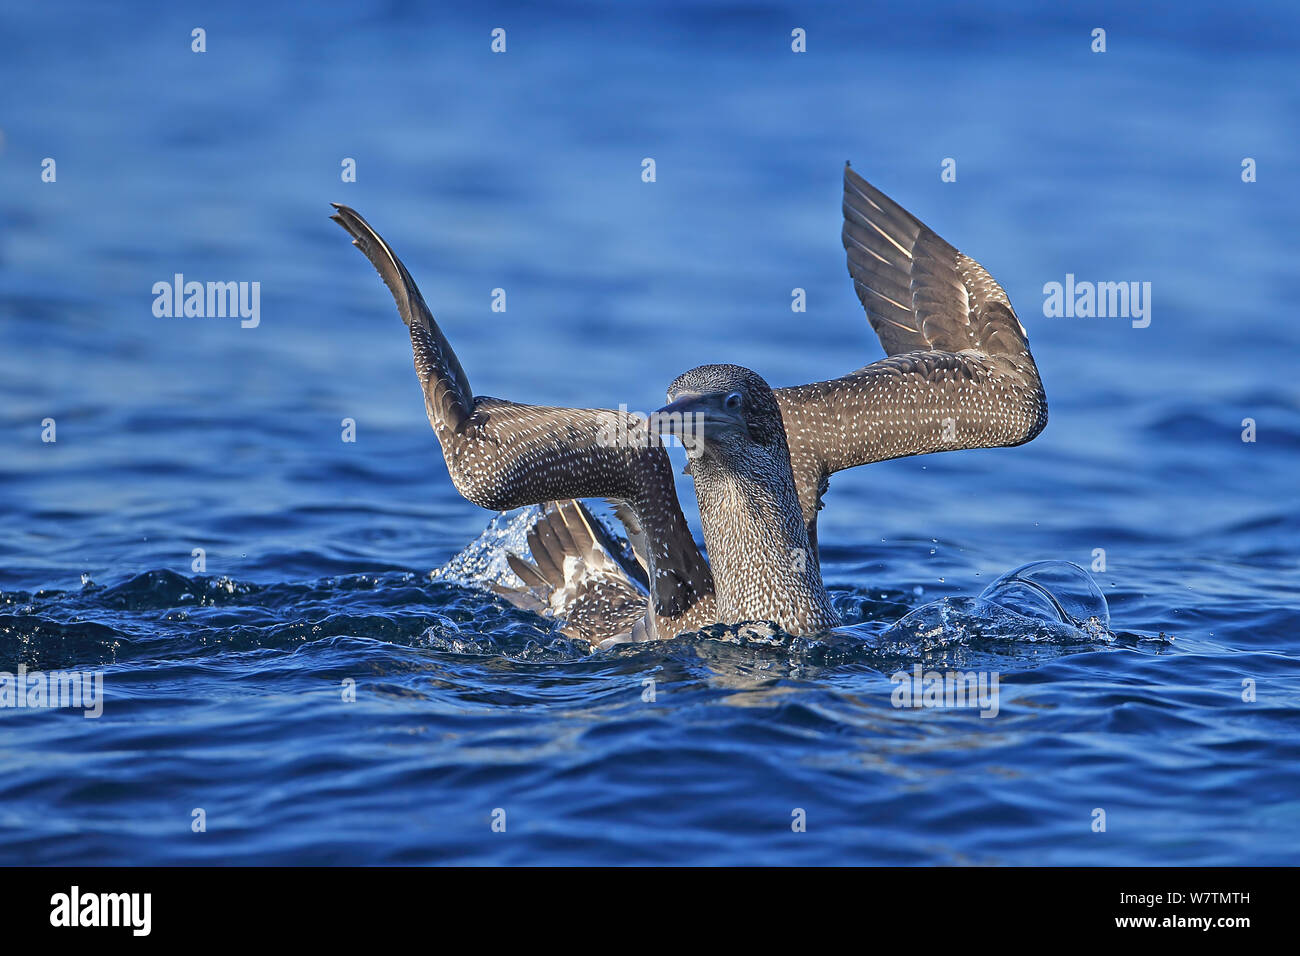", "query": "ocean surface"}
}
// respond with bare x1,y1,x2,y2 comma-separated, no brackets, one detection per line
1,0,1297,865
